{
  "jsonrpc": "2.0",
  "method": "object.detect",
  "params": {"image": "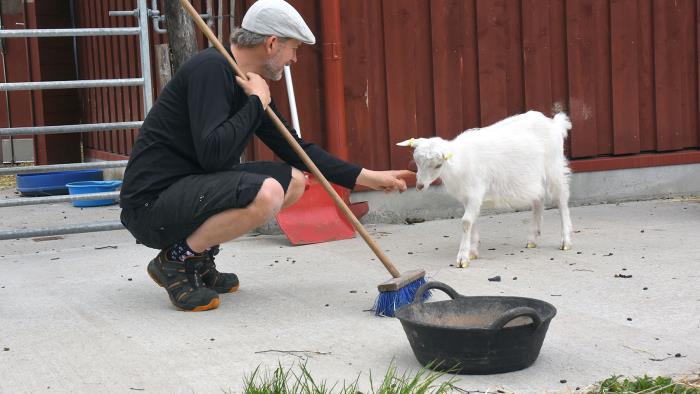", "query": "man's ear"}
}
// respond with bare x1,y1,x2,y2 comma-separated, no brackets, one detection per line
264,36,278,53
